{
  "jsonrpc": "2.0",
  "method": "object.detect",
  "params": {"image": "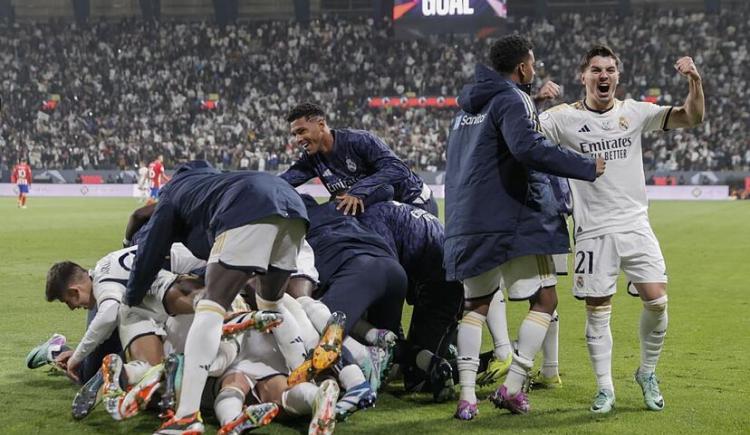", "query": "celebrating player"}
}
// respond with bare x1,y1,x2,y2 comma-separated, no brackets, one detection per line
126,160,309,434
538,45,704,413
444,34,604,420
280,102,437,216
11,158,32,208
